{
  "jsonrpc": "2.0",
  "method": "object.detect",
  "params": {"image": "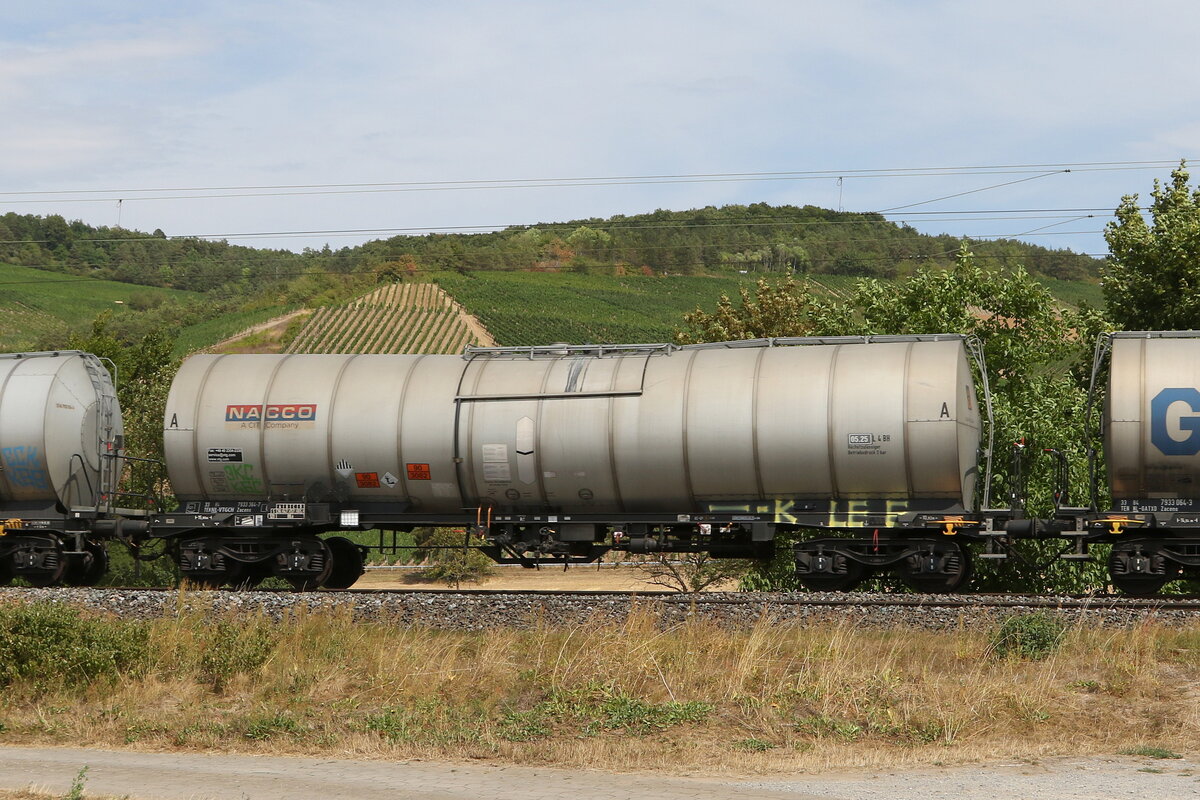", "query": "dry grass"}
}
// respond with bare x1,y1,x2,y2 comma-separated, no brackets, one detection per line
0,602,1197,775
